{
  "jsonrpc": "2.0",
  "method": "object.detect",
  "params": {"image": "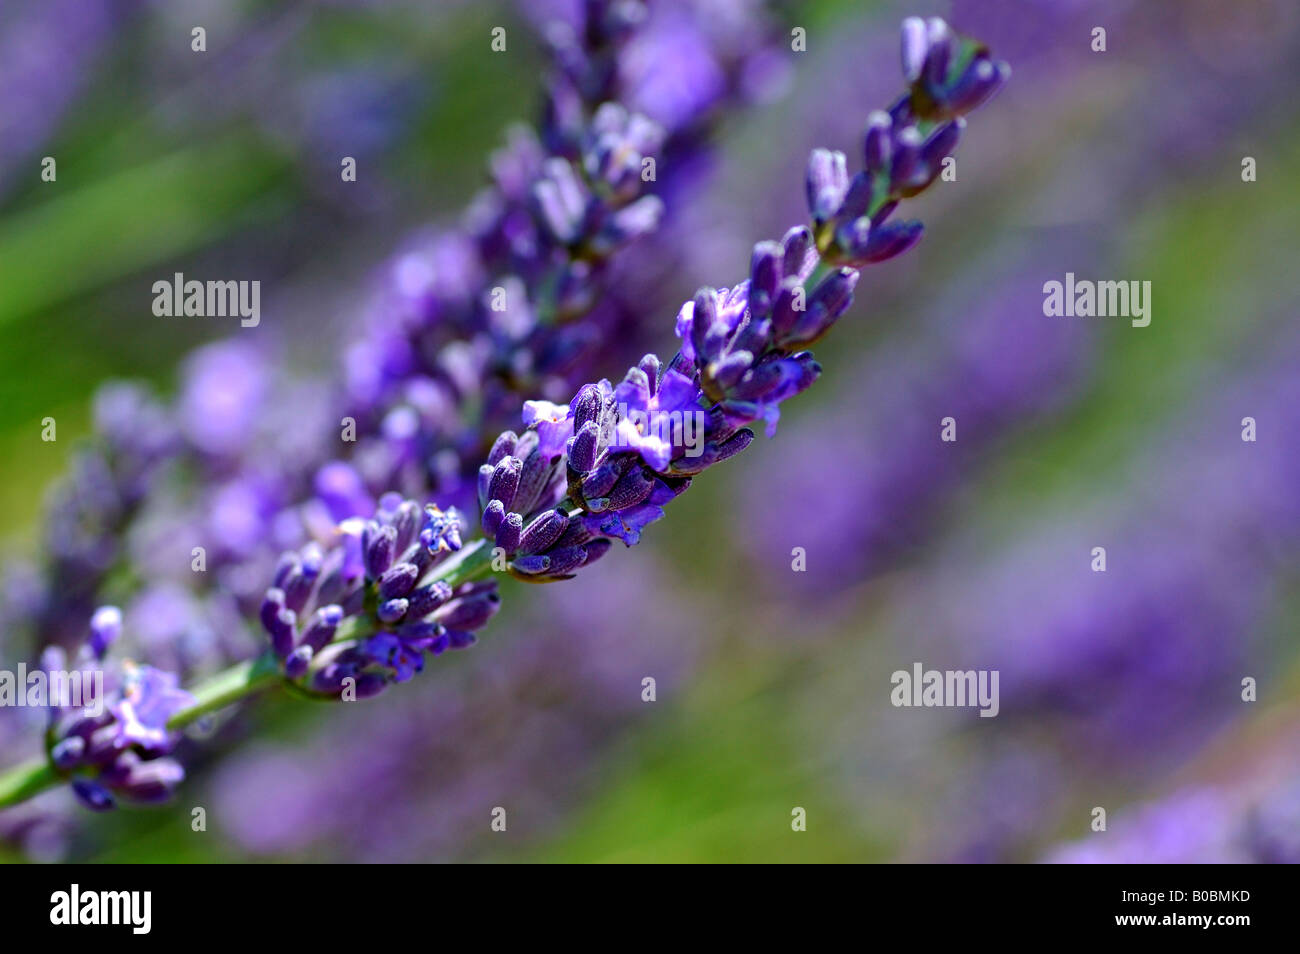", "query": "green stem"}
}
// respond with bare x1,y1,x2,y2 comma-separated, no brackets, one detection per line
0,758,60,809
428,536,494,585
166,652,283,731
